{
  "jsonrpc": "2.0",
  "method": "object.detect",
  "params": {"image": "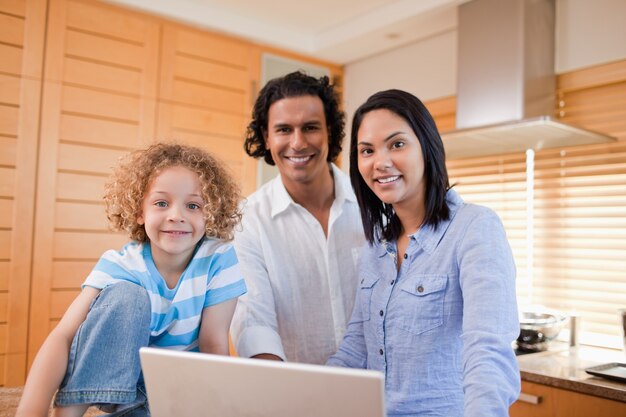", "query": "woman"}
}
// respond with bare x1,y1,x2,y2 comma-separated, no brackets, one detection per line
328,90,520,416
